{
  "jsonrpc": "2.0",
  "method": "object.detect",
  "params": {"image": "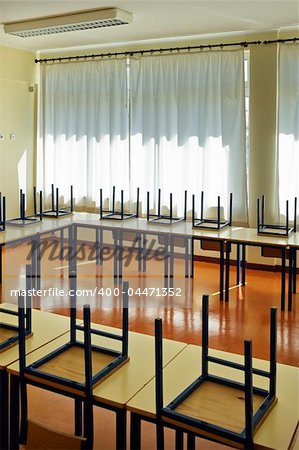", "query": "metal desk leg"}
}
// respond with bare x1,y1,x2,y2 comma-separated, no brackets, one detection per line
36,233,41,290
113,230,118,279
118,230,123,281
137,233,142,272
220,241,224,301
74,398,82,436
130,413,141,450
242,244,246,286
68,225,77,277
170,236,174,289
164,236,169,289
142,234,147,273
281,247,286,311
187,433,195,450
116,409,127,450
156,420,164,450
170,236,174,279
236,243,241,285
9,374,20,450
293,249,297,293
225,242,231,302
184,238,189,278
191,238,194,279
31,236,37,290
0,244,3,284
95,229,102,266
175,430,184,449
288,248,293,312
60,229,64,261
0,370,9,450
